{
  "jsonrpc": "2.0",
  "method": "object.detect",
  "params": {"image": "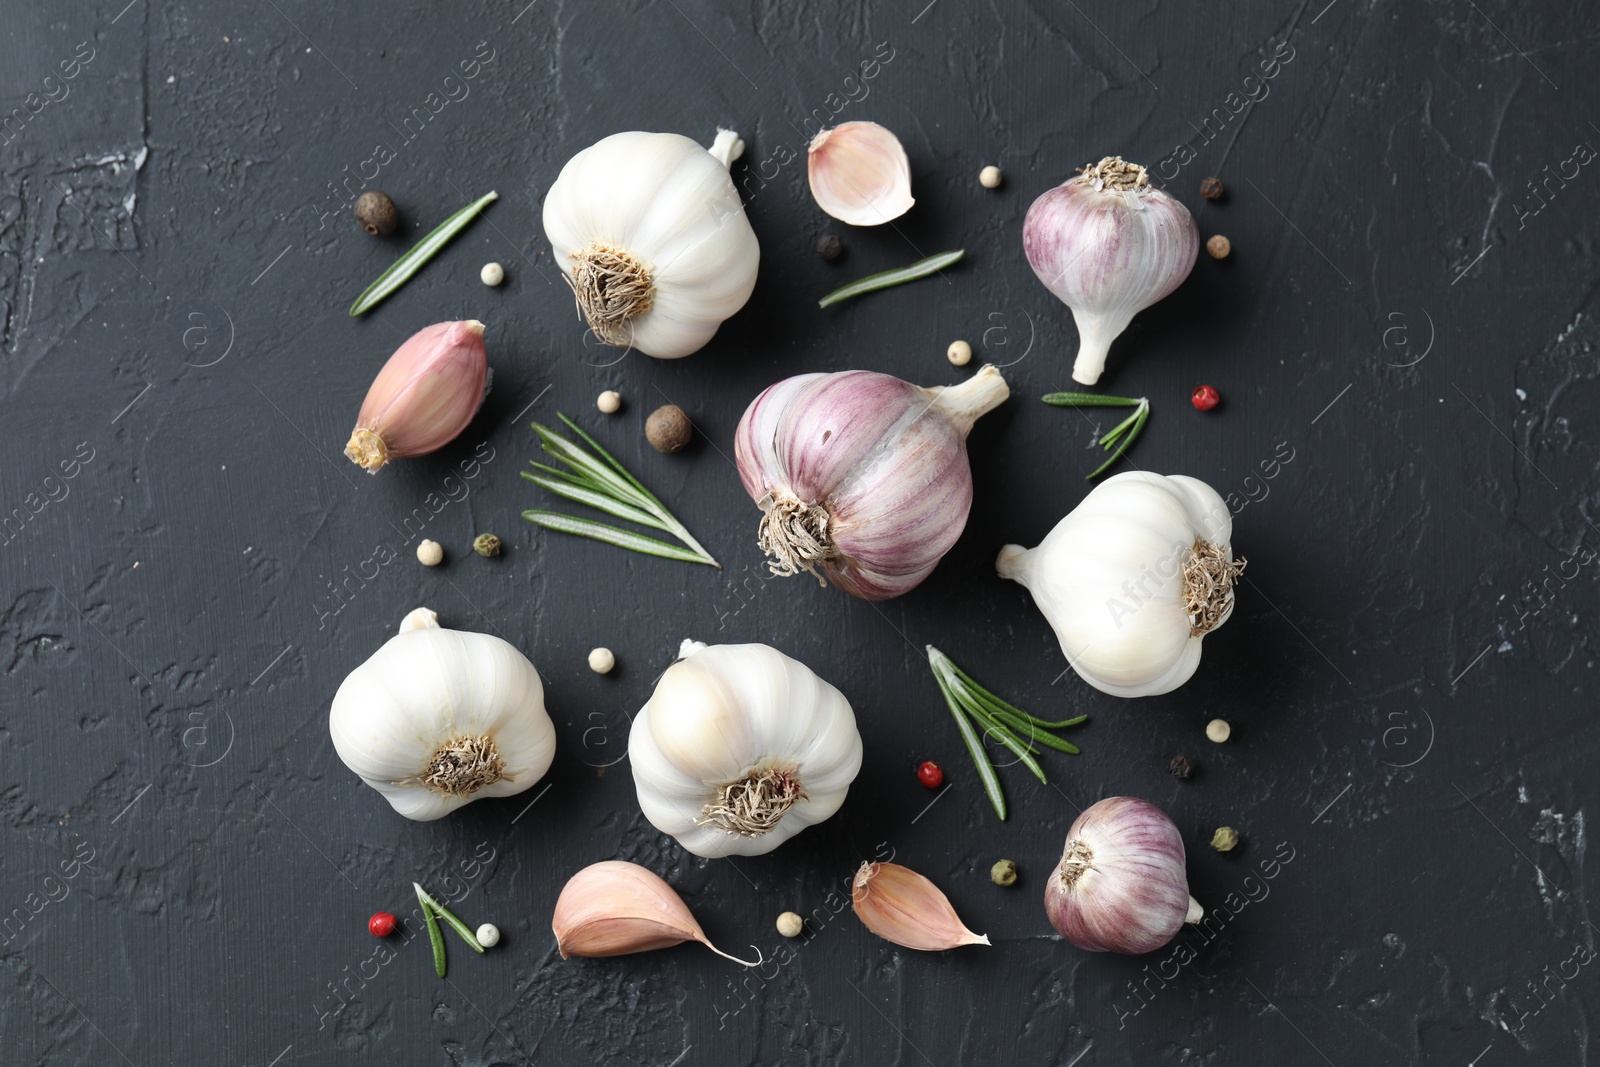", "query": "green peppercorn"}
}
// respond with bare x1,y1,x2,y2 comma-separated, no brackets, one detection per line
990,859,1018,886
354,191,397,236
1210,826,1239,852
472,533,501,558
